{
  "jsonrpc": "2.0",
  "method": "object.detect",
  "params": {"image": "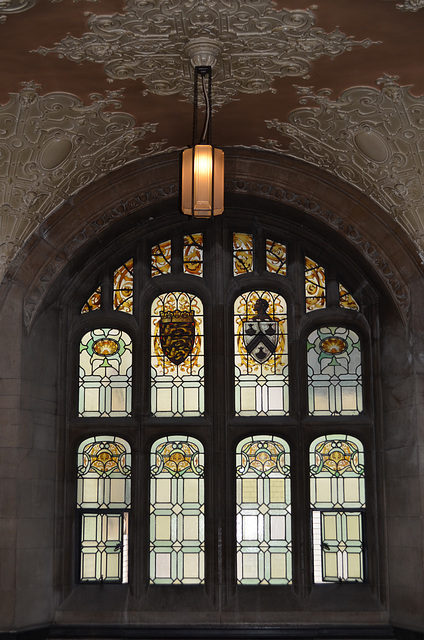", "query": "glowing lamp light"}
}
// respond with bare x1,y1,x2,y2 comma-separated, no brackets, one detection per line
181,67,224,218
